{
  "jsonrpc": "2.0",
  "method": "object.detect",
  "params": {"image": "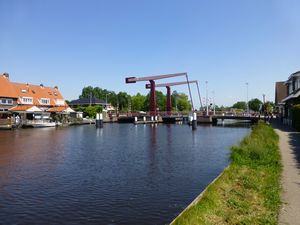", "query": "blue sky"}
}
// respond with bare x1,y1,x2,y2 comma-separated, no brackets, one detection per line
1,0,300,107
